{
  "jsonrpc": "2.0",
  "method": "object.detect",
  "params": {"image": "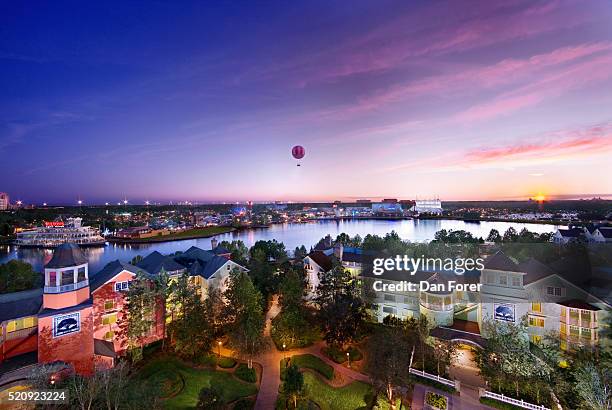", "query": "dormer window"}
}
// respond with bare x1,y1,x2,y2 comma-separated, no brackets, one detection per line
77,267,86,282
115,281,129,292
